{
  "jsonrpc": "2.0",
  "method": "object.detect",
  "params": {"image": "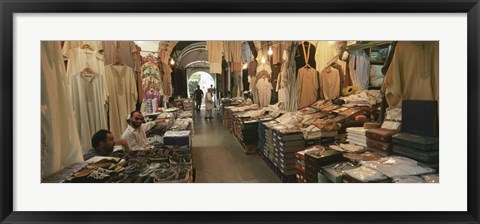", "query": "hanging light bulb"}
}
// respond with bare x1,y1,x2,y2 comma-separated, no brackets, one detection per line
268,46,273,55
170,58,175,65
261,57,266,64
